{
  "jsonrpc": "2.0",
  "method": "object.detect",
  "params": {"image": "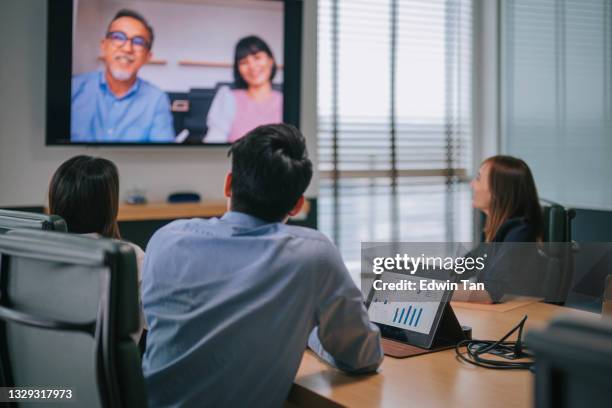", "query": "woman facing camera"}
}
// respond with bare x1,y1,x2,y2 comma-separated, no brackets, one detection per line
471,155,543,242
204,35,282,143
48,155,145,340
